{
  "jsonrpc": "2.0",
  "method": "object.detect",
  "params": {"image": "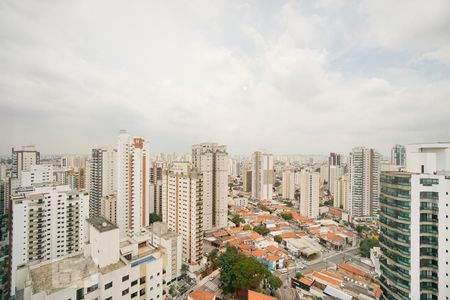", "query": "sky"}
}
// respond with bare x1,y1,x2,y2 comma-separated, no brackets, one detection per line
1,0,450,156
